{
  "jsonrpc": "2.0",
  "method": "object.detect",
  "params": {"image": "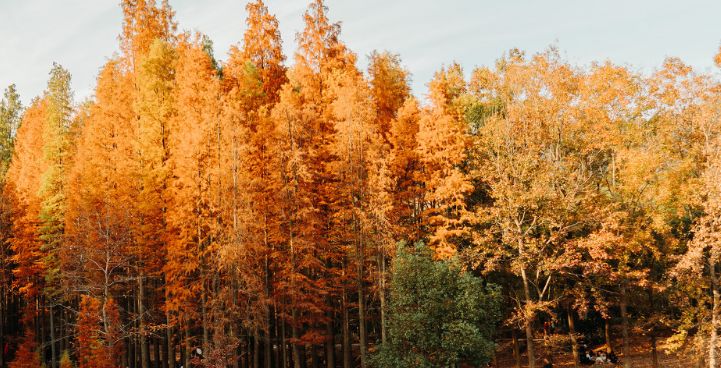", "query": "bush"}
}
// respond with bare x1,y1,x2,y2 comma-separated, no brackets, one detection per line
371,243,501,368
